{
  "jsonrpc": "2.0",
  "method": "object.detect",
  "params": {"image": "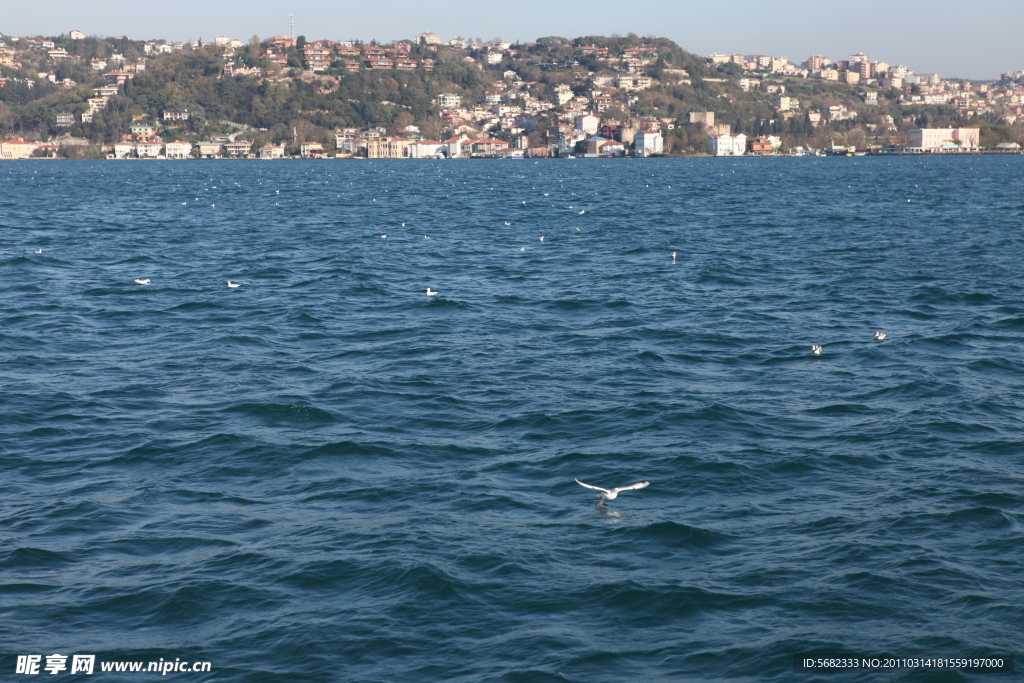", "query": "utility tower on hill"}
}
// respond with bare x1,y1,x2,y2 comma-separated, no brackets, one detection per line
289,15,294,42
